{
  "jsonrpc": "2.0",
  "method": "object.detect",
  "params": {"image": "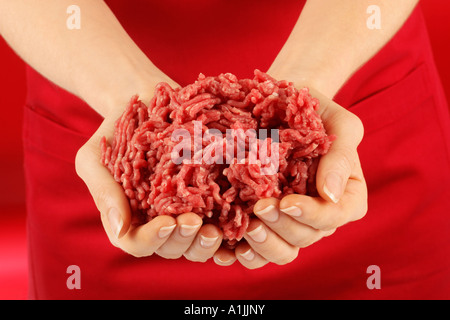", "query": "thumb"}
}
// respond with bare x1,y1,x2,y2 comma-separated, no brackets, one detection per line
314,93,364,203
75,117,131,242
